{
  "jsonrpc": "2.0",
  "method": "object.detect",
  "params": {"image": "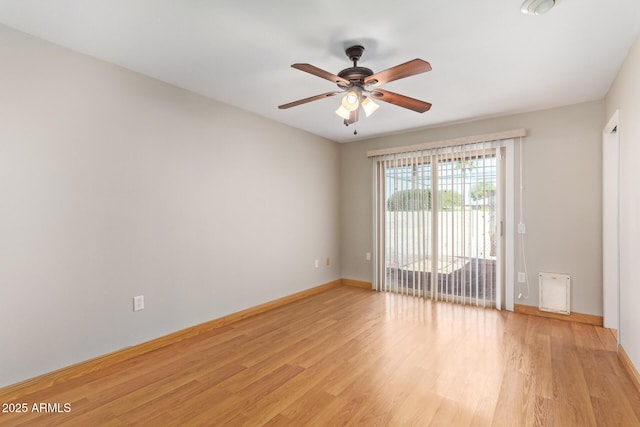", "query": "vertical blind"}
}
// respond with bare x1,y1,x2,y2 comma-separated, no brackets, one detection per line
374,141,501,308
